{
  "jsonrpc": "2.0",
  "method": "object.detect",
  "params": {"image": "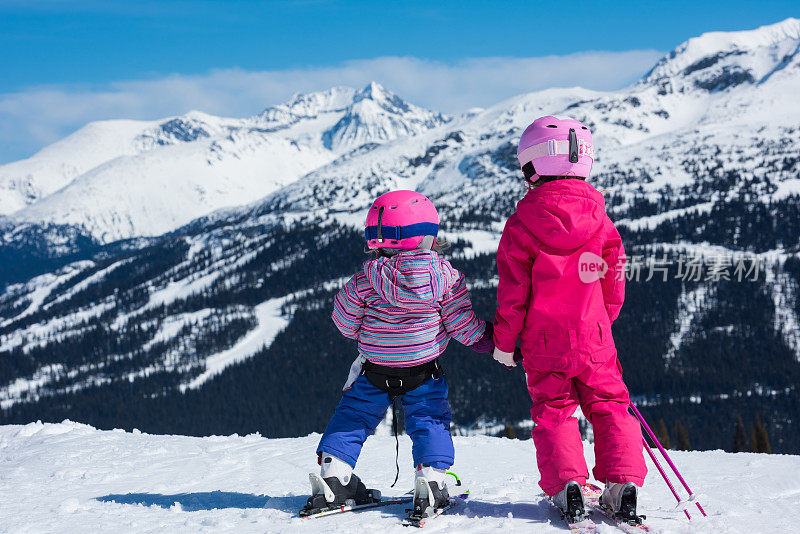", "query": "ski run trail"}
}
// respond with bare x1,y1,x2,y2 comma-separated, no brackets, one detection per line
1,421,797,533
